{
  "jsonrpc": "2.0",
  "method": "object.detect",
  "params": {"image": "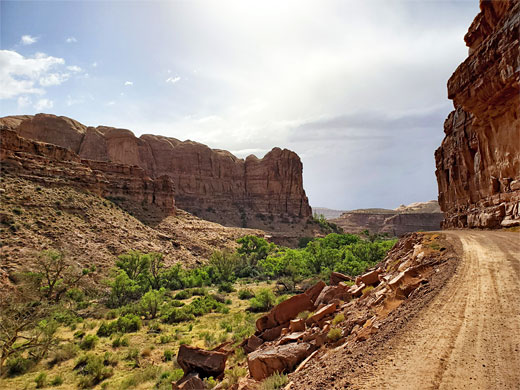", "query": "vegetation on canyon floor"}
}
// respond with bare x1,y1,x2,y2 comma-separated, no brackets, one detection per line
0,232,395,389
